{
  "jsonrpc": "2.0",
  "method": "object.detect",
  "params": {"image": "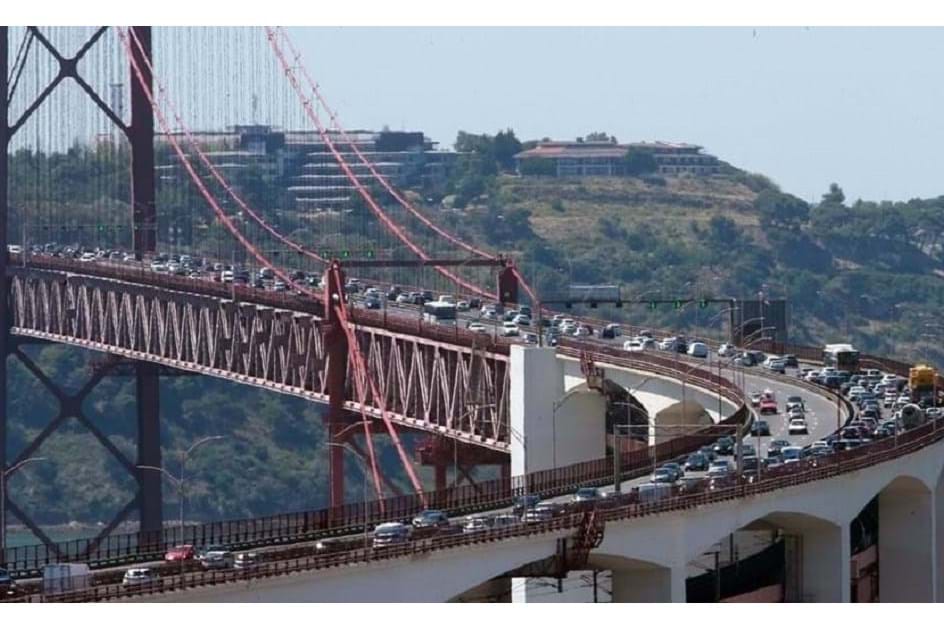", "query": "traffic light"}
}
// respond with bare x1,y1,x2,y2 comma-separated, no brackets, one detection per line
699,298,709,309
648,301,657,310
674,300,683,310
365,249,375,259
